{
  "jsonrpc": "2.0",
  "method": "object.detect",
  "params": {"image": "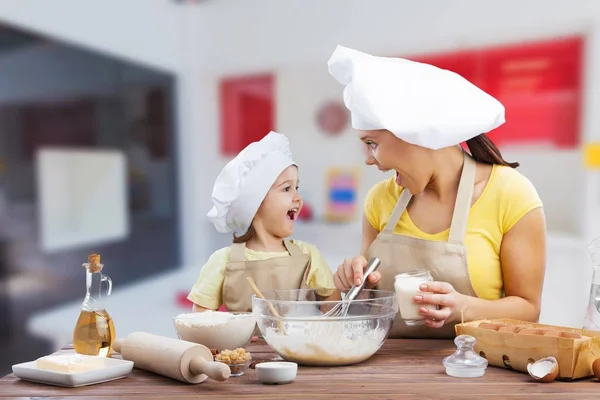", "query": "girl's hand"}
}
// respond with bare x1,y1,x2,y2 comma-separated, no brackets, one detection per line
413,281,468,328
